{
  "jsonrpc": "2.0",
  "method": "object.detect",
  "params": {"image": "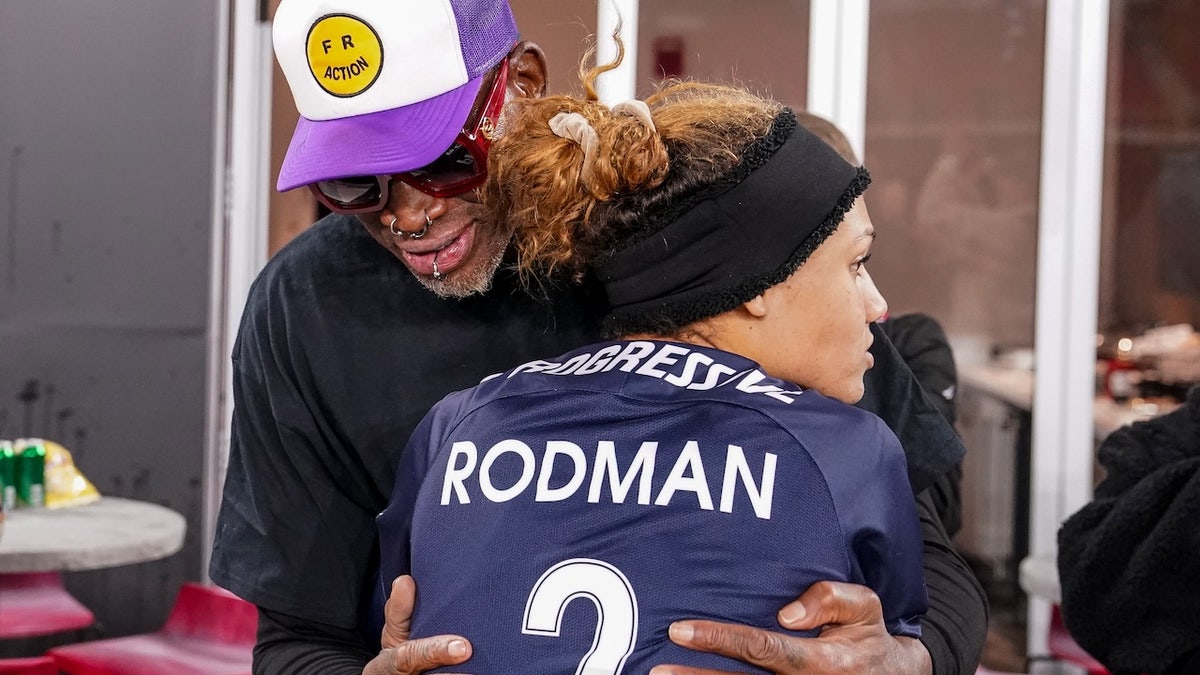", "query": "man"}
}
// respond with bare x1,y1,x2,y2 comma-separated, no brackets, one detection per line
209,1,986,673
